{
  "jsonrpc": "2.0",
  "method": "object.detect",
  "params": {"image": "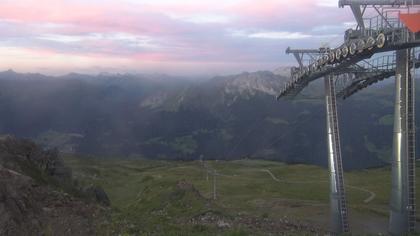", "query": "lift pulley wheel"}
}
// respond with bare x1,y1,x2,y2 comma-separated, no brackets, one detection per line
366,37,376,50
335,48,342,60
376,33,386,48
323,55,329,64
341,46,349,58
357,39,365,53
317,58,323,68
329,51,335,63
349,42,357,55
